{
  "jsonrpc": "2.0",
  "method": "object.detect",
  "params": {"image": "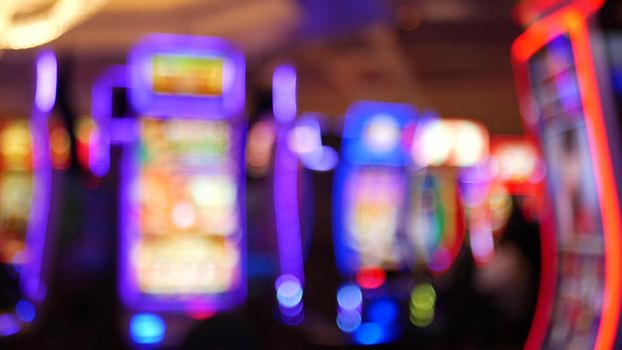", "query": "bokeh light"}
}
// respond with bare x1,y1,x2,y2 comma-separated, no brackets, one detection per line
15,300,35,323
410,283,436,327
337,284,362,311
354,322,385,345
129,313,166,345
275,274,303,308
